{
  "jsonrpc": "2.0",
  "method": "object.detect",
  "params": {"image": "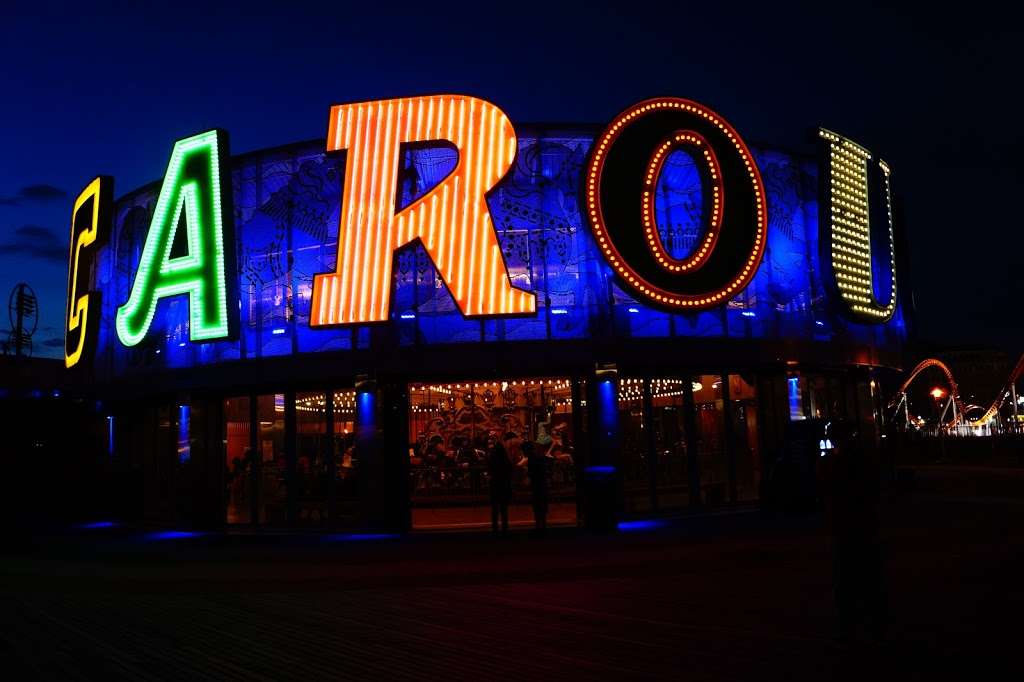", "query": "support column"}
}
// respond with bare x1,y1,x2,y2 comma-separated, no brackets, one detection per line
355,376,409,533
190,395,225,530
380,380,411,533
354,378,379,527
585,366,620,531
